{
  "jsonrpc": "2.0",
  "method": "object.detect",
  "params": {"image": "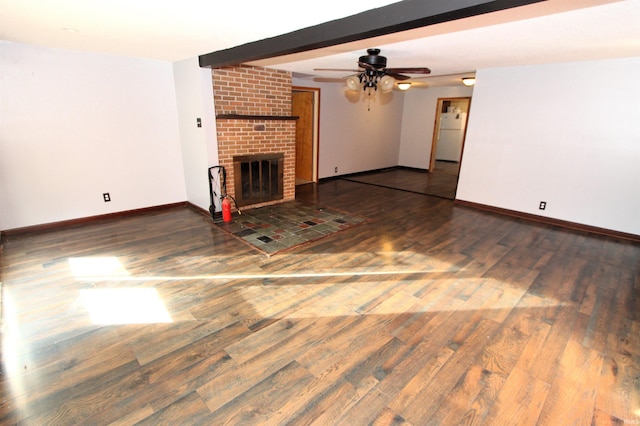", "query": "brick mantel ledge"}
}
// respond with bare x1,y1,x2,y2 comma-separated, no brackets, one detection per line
216,114,298,121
